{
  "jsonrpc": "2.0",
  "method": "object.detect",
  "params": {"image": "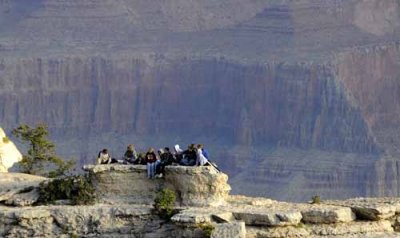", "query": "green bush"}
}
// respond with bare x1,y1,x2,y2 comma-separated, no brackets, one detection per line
154,188,176,220
197,223,215,238
37,175,96,205
311,195,321,204
12,123,75,177
2,136,10,143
